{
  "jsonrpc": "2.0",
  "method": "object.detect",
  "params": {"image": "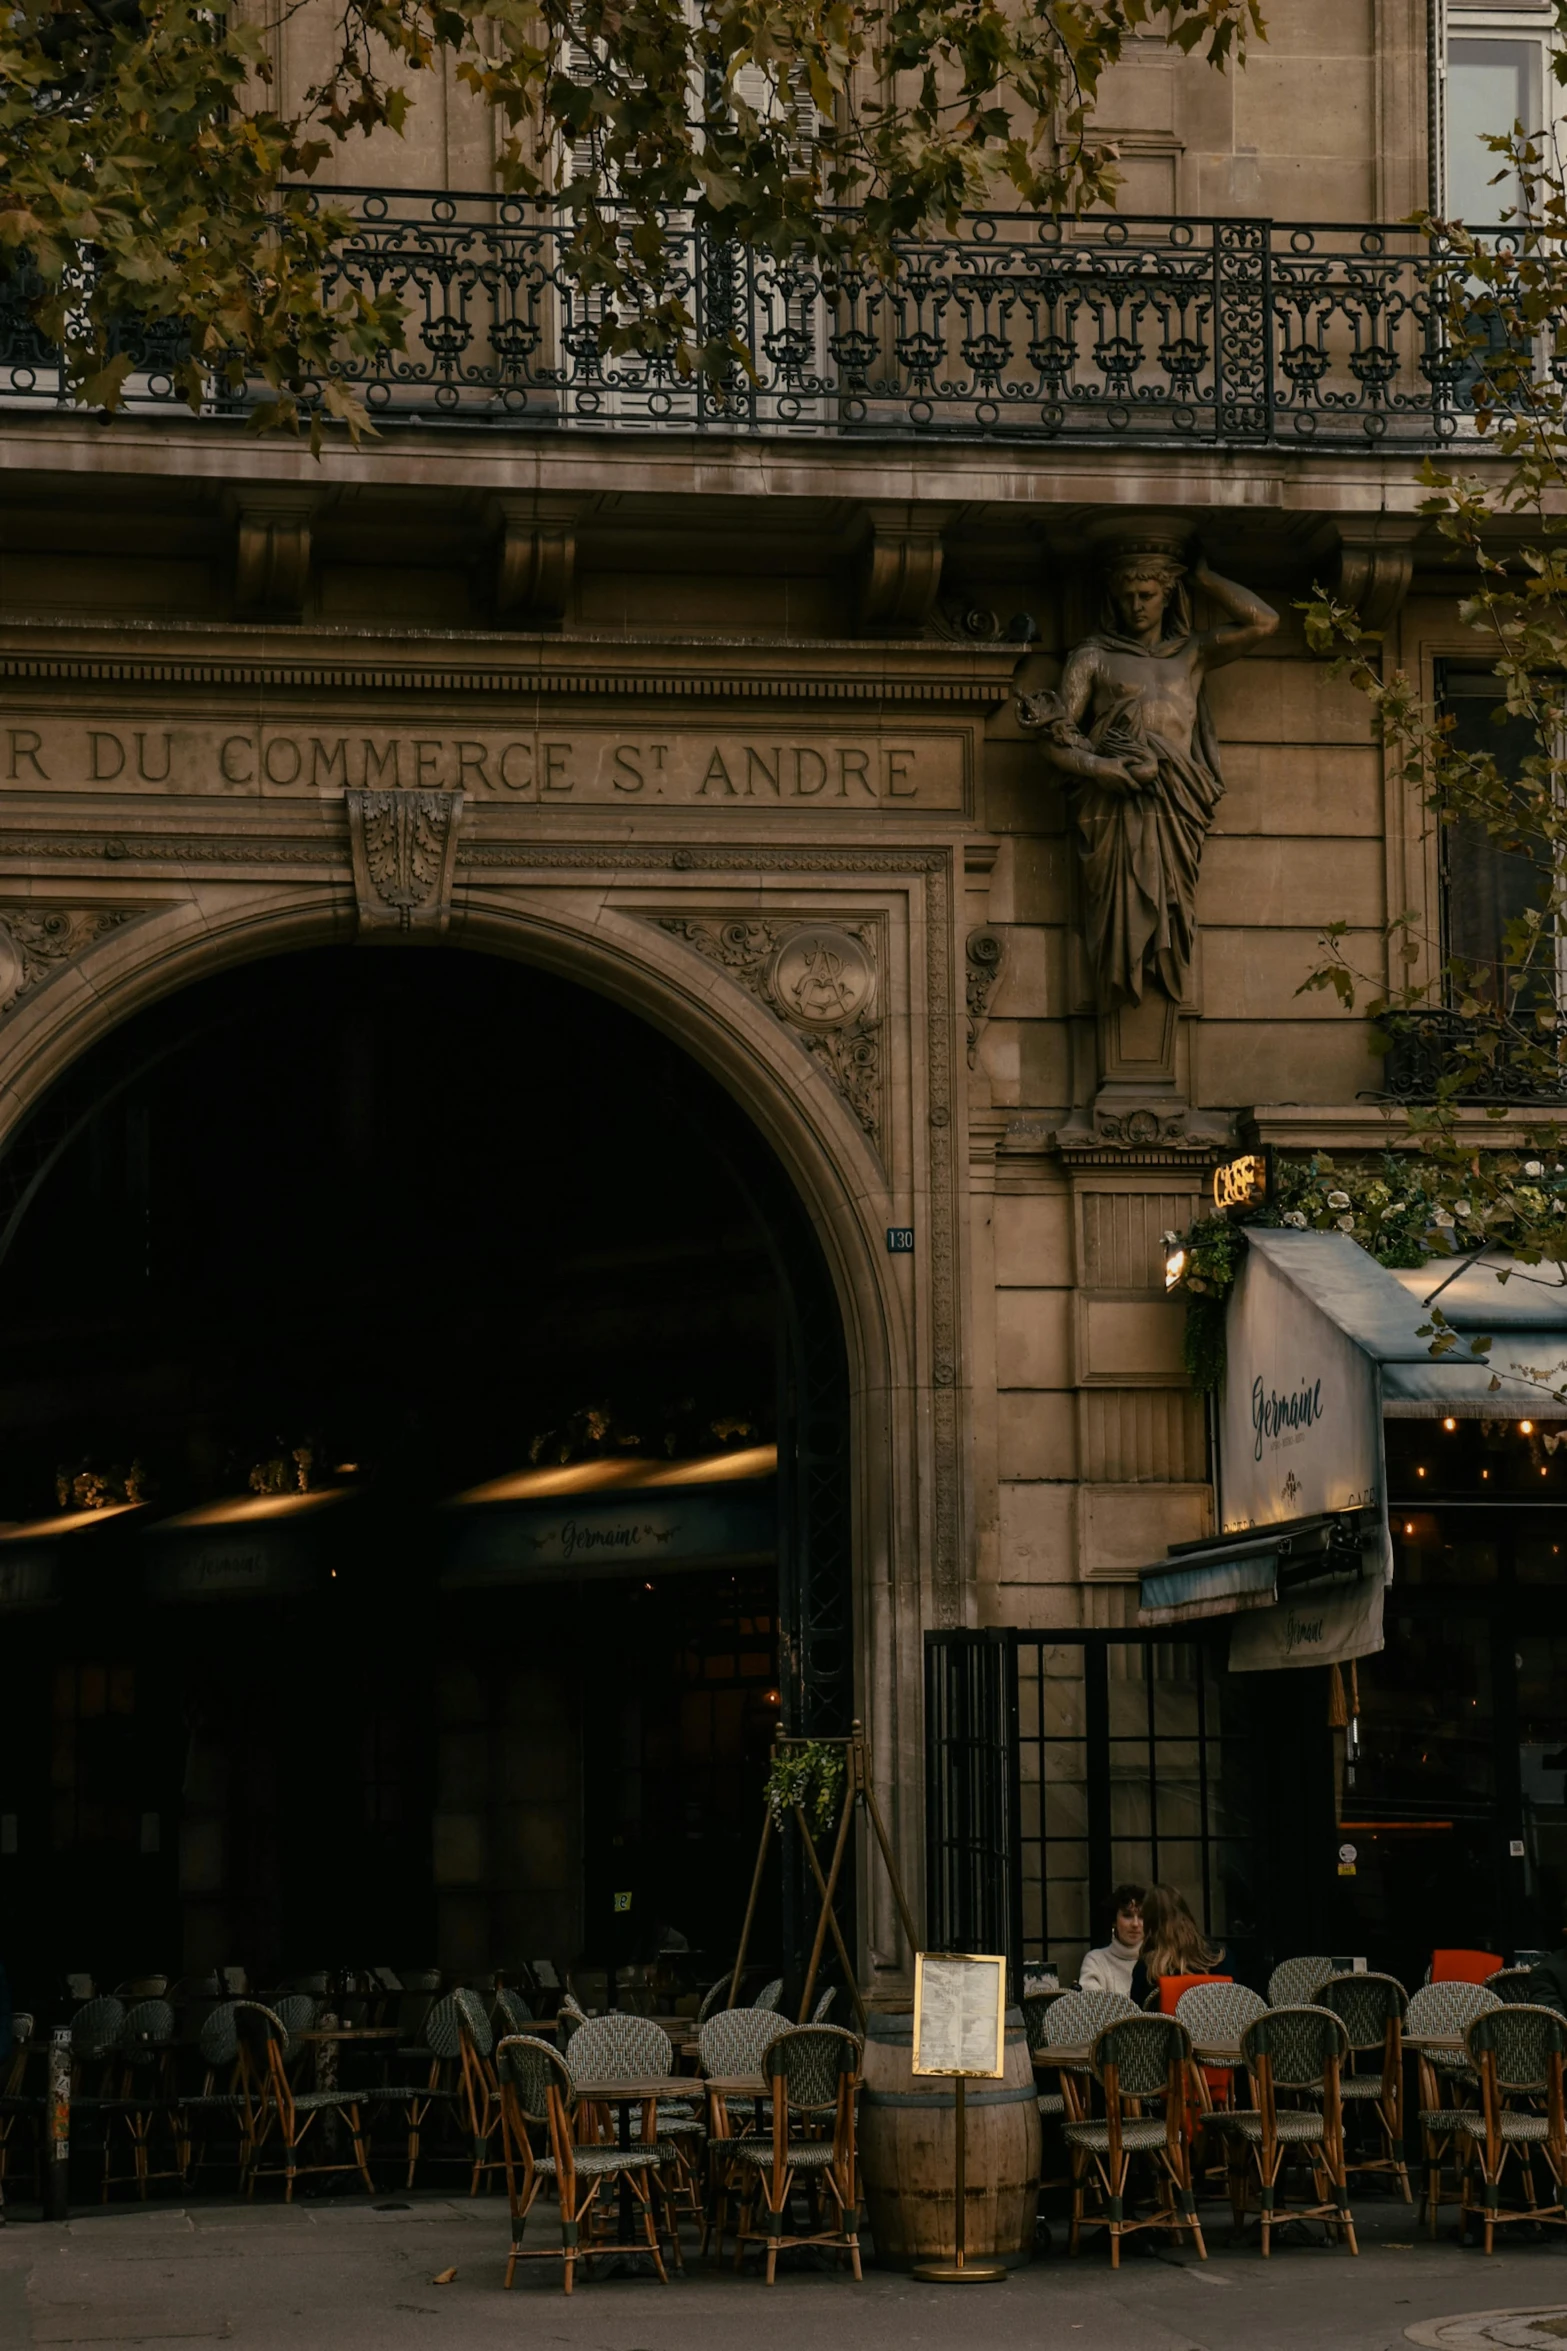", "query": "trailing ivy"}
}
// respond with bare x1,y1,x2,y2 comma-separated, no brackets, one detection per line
1165,1150,1567,1394
764,1740,845,1835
